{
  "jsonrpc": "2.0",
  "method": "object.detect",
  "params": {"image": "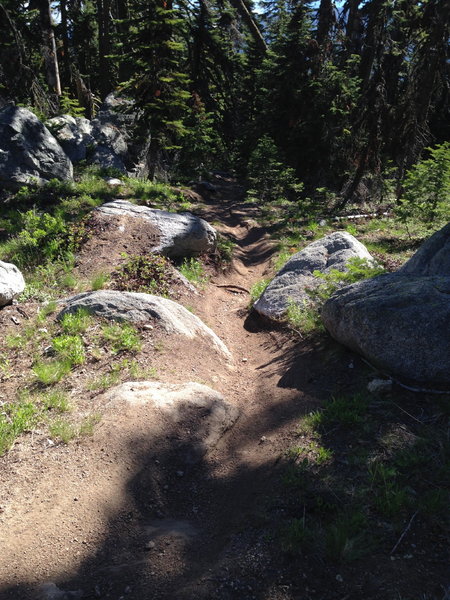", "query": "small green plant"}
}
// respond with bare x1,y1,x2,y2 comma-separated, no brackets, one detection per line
48,419,77,443
33,360,72,385
37,301,58,323
179,257,209,287
91,272,109,291
368,460,411,517
78,413,101,436
52,335,86,365
312,394,369,429
281,517,316,555
345,223,358,236
101,322,142,354
325,511,368,562
58,88,86,117
216,234,236,264
39,390,71,413
285,298,323,334
49,413,100,443
112,254,174,296
60,309,93,335
249,278,271,306
0,400,38,455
